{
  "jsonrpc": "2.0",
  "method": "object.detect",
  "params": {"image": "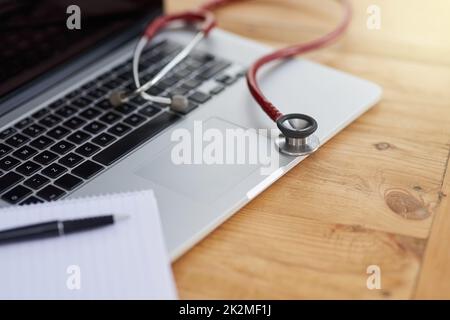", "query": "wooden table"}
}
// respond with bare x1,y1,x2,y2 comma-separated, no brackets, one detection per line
166,0,450,299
